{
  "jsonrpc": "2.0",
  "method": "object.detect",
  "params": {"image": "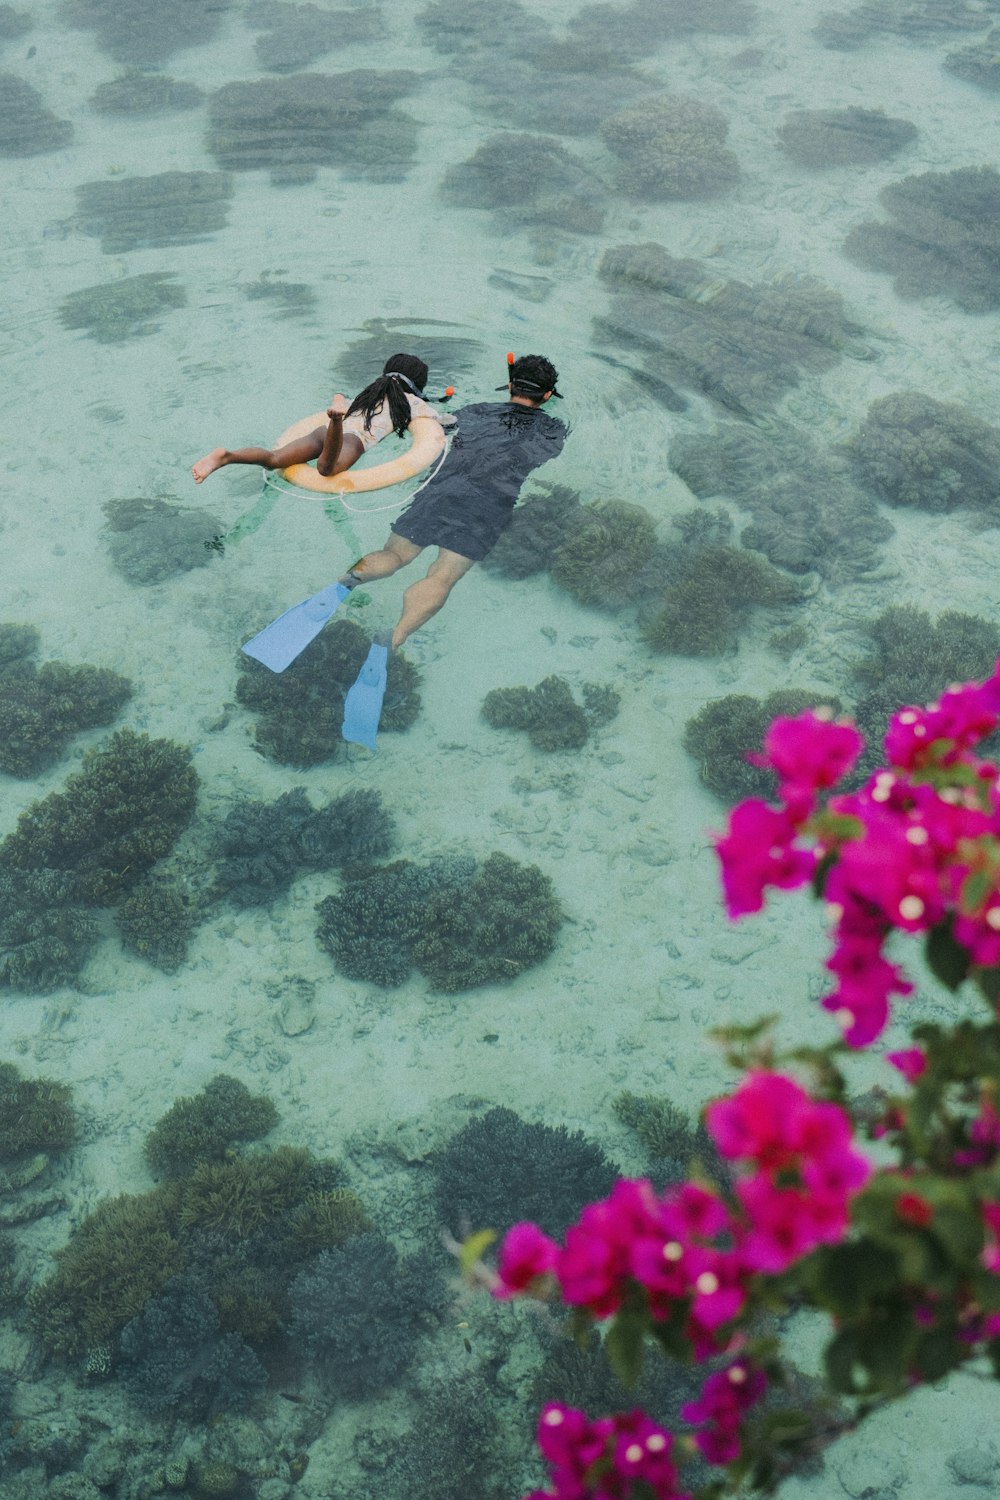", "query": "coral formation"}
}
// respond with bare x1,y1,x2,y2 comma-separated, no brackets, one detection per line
845,390,1000,516
337,317,483,392
58,273,188,344
843,166,1000,312
0,7,30,40
319,852,561,992
642,545,804,656
412,852,564,992
0,654,132,778
777,106,916,167
0,728,199,905
118,1276,266,1417
75,172,234,254
287,1232,446,1395
597,242,873,417
236,617,421,766
549,499,658,608
246,1,382,71
945,28,1000,90
815,0,997,49
613,1090,726,1188
145,1076,279,1179
0,1234,16,1309
214,786,394,907
442,133,605,233
63,0,233,65
0,622,39,668
206,71,422,185
319,852,563,990
434,1106,620,1238
115,880,200,973
316,856,476,987
242,273,317,319
179,1147,316,1239
0,73,72,155
601,94,741,199
669,421,892,582
415,0,549,56
89,70,204,115
482,484,583,579
455,49,648,138
290,1188,370,1254
481,676,620,752
372,1375,510,1500
0,868,101,994
0,1061,76,1160
102,495,222,582
683,689,837,802
29,1190,186,1355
